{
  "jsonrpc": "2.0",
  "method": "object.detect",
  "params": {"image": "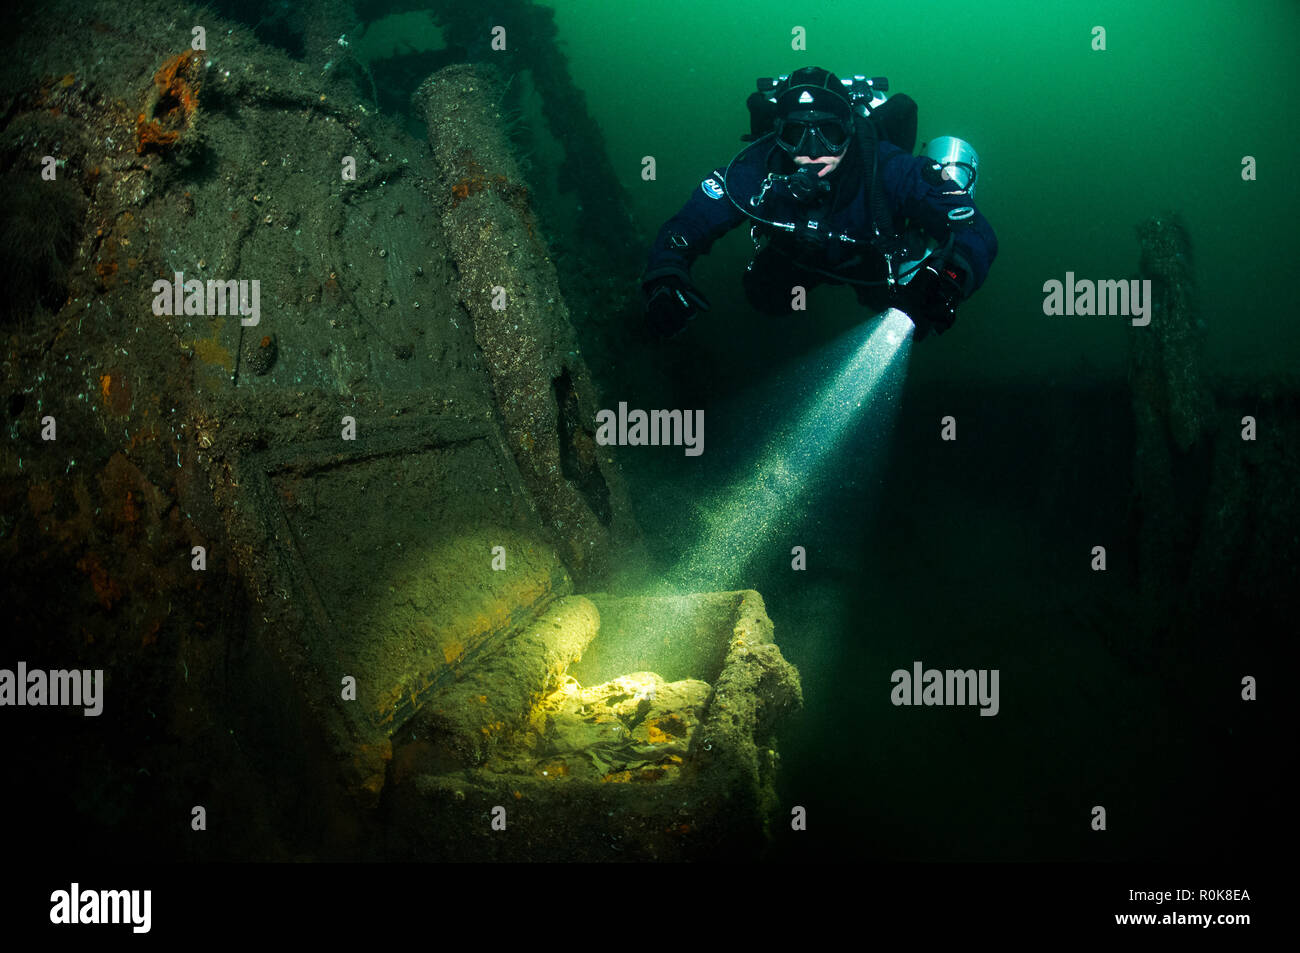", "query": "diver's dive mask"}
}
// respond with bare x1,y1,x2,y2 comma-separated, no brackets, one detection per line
774,114,852,158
